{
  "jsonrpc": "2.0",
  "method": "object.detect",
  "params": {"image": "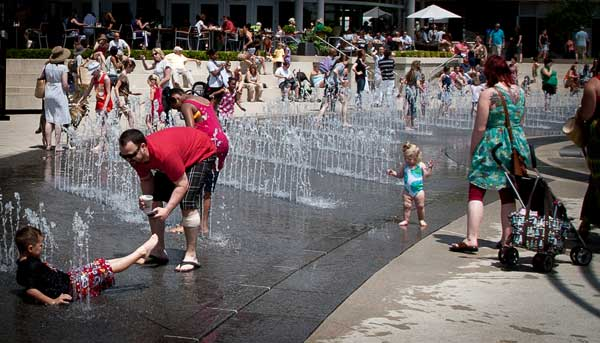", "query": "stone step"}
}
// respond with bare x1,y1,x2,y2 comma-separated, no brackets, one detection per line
6,95,43,110
6,86,290,110
7,72,283,92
